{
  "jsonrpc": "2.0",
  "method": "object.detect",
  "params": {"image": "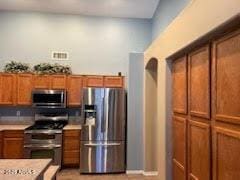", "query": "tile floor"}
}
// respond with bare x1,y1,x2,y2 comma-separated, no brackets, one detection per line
57,169,159,180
